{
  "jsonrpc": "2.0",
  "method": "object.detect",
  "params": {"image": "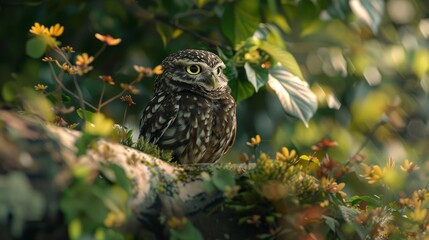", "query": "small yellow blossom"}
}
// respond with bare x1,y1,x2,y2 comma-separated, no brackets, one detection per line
120,95,136,106
244,49,261,64
360,164,386,184
386,157,395,169
246,134,261,147
152,65,163,75
49,23,64,37
34,84,48,91
42,56,54,62
400,159,420,173
133,65,153,76
29,22,49,36
275,147,296,161
409,206,427,222
120,83,140,94
75,53,94,66
320,200,329,207
62,63,75,74
99,75,115,85
104,211,125,227
95,33,122,46
167,217,187,230
320,177,347,198
62,46,75,53
224,185,240,199
84,113,114,136
75,53,94,76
